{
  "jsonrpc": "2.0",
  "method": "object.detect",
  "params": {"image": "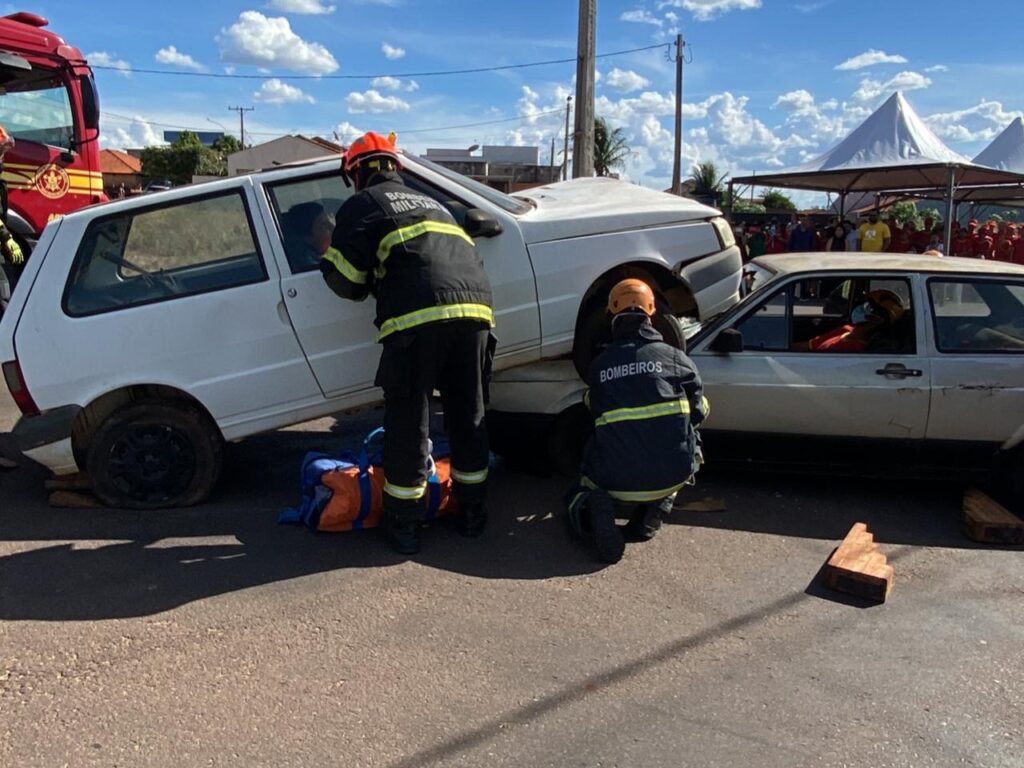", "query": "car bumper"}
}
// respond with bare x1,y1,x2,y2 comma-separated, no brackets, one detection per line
1,405,82,474
676,244,743,320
